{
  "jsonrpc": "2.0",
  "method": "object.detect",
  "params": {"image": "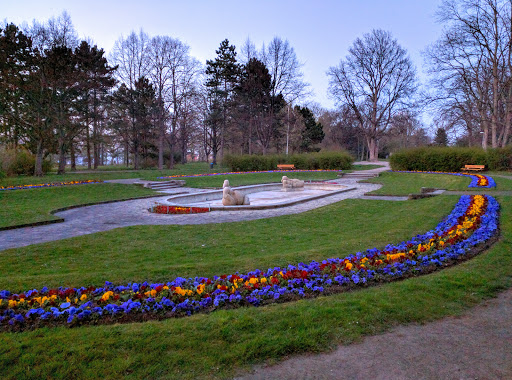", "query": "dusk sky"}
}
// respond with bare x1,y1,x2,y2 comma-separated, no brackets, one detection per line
2,0,444,113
